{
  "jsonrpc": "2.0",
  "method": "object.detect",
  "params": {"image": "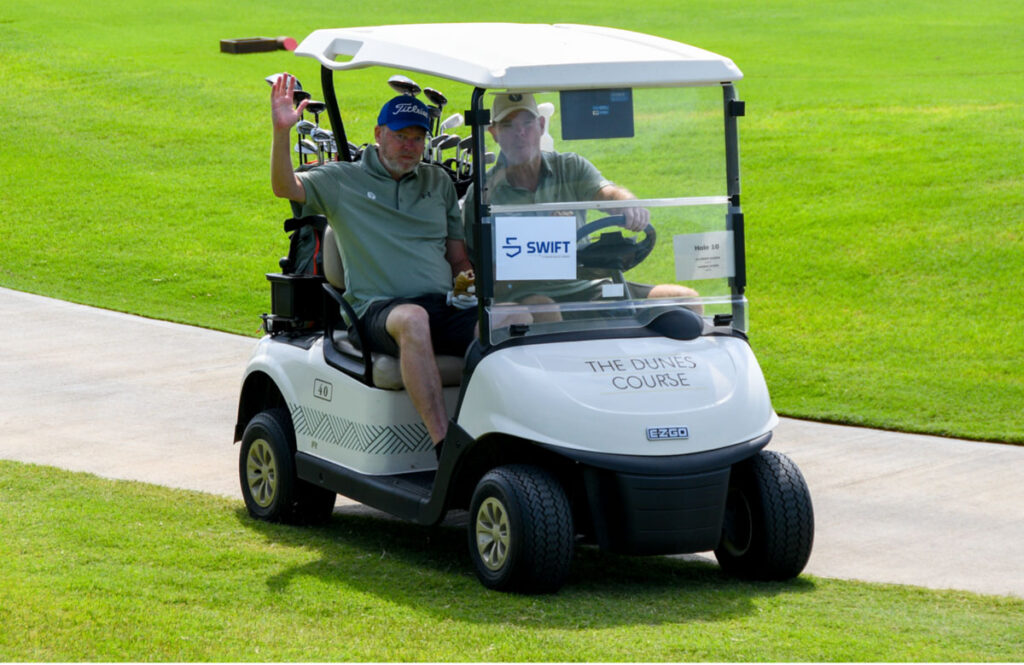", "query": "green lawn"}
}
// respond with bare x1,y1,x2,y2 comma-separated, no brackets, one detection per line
2,461,1022,662
0,0,1021,443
